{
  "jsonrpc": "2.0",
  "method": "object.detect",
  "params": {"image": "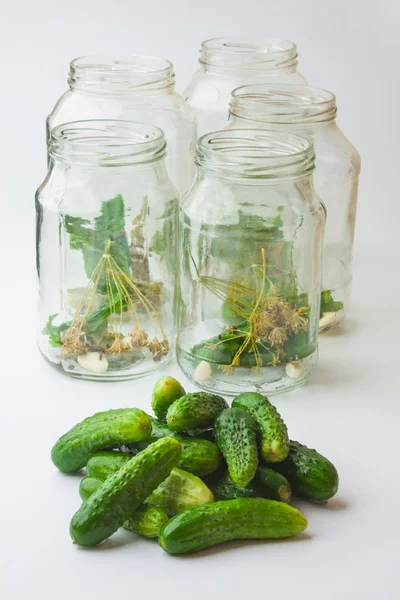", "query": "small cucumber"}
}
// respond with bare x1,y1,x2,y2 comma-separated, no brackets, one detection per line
274,440,339,501
86,451,131,479
123,505,169,538
81,456,214,518
70,437,181,546
79,476,102,501
167,392,228,432
126,418,221,476
206,467,291,503
51,408,151,473
232,392,289,463
214,408,259,487
152,376,186,421
257,467,291,502
145,467,214,516
159,498,307,554
79,477,168,538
